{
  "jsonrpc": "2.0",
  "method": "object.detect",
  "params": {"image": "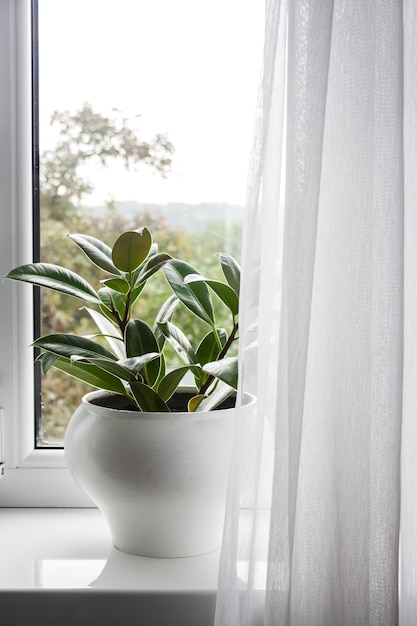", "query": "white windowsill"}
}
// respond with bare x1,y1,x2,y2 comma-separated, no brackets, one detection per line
0,508,220,626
